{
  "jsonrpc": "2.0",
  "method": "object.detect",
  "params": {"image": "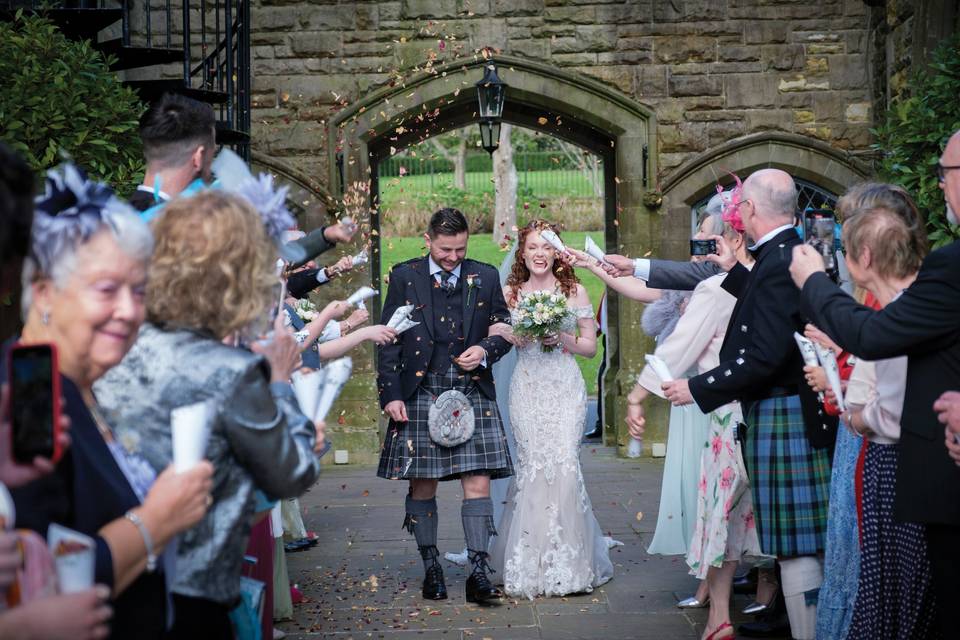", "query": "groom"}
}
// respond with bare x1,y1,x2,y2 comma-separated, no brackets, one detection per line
376,208,514,603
